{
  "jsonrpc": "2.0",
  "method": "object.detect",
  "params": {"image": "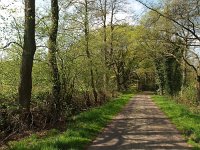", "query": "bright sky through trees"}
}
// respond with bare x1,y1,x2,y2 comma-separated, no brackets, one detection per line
0,0,145,48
